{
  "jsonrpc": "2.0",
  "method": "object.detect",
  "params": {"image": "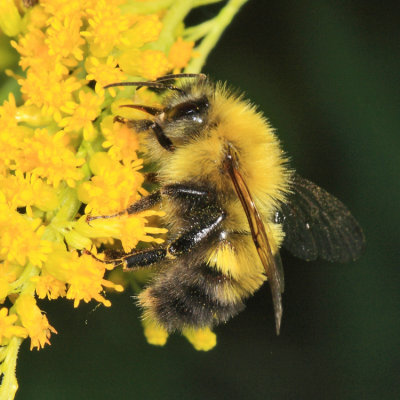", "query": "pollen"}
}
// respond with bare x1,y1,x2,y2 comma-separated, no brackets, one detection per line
182,327,217,351
142,318,169,347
